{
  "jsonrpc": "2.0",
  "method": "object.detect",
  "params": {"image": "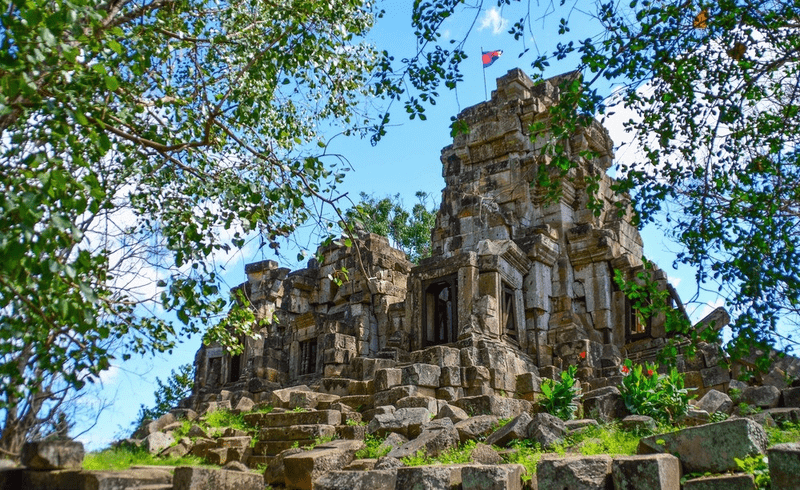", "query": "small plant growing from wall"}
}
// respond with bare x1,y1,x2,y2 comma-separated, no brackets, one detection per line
540,365,581,420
